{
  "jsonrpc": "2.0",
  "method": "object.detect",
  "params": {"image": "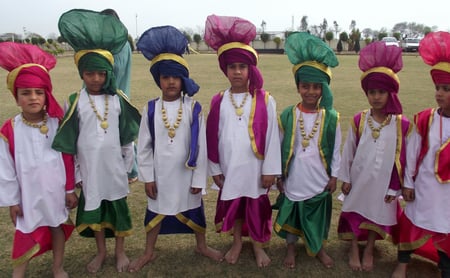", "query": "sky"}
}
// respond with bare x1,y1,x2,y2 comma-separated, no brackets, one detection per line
2,0,450,39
